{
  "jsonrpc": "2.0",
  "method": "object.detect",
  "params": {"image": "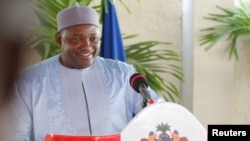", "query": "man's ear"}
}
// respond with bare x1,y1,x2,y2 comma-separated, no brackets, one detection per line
55,32,62,46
